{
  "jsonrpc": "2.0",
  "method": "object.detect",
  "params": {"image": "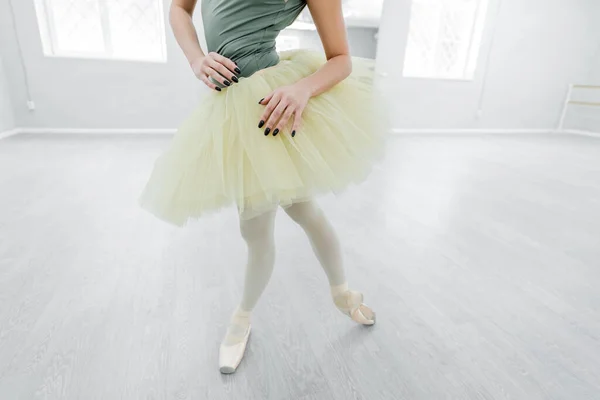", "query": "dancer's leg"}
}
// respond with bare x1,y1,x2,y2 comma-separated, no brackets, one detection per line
220,208,277,373
282,200,346,286
283,200,376,325
238,208,277,312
